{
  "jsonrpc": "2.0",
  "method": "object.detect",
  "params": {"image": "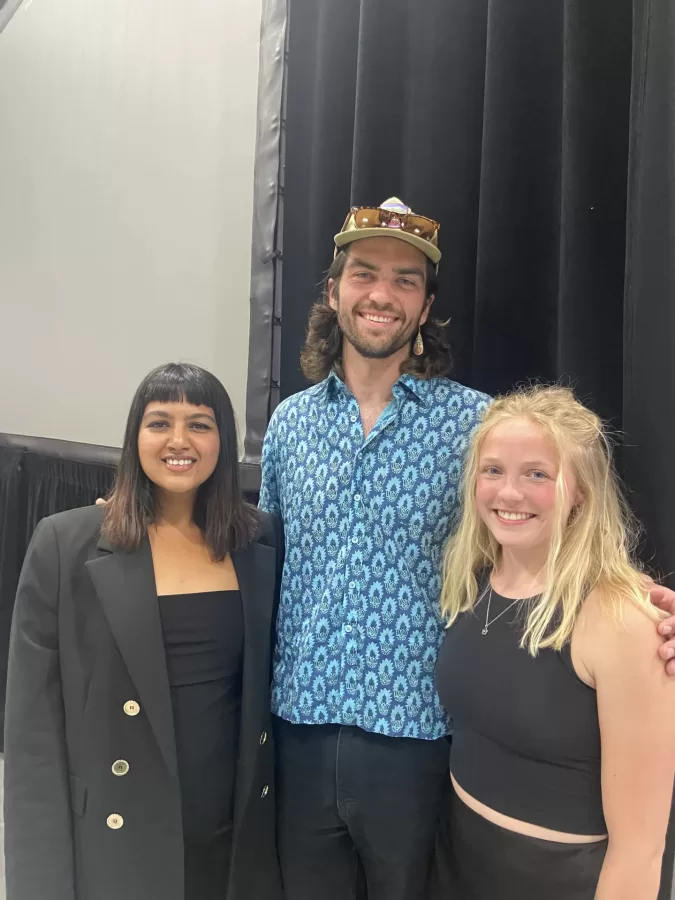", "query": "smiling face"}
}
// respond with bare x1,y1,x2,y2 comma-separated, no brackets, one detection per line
476,418,579,555
328,237,432,360
137,401,221,499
